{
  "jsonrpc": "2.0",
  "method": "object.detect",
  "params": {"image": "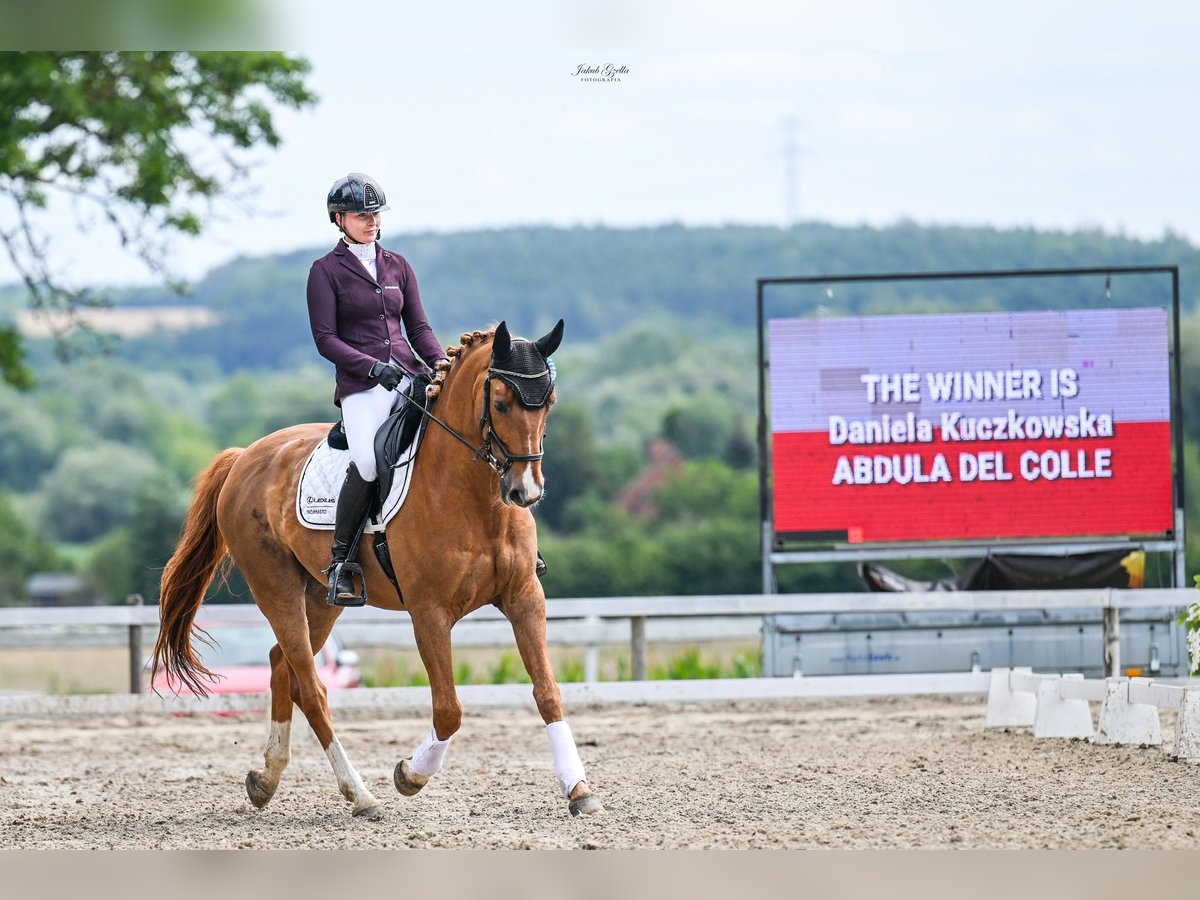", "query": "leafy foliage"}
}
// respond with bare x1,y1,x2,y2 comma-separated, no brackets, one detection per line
0,495,60,606
0,385,59,489
537,400,625,531
88,487,189,604
40,442,169,543
1180,575,1200,676
0,51,314,383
